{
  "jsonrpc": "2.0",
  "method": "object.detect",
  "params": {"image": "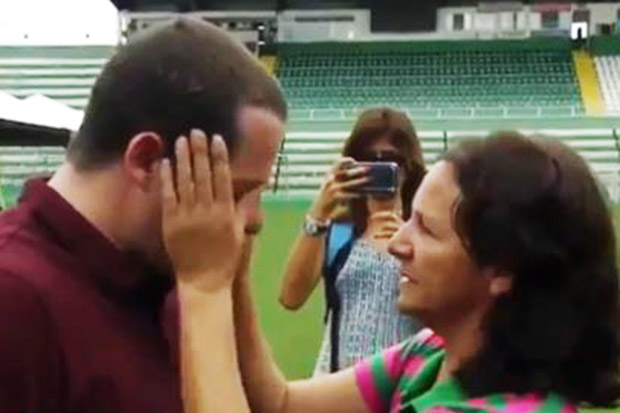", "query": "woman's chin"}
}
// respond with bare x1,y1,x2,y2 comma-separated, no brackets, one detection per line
396,290,419,316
